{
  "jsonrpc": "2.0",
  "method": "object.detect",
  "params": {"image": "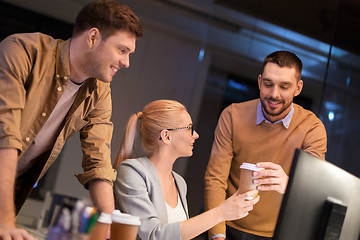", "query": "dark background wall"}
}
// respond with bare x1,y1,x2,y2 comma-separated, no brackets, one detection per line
0,1,73,40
